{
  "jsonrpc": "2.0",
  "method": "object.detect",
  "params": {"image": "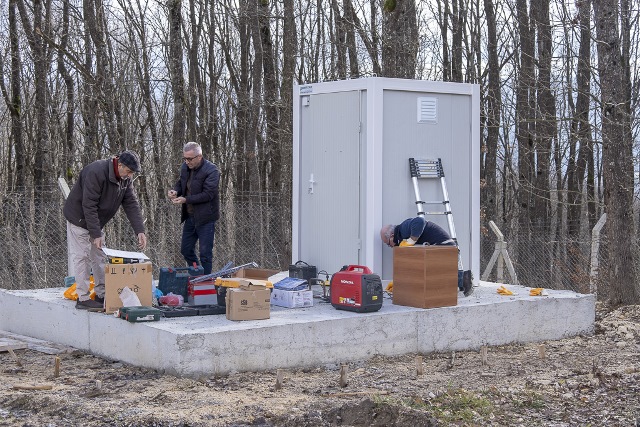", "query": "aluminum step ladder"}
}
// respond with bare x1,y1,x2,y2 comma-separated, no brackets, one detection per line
408,157,458,245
